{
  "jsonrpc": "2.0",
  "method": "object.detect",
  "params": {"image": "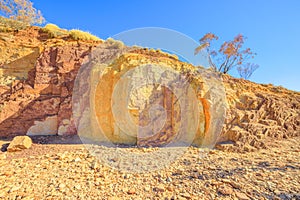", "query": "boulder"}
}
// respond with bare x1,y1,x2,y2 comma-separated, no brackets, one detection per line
7,136,32,152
